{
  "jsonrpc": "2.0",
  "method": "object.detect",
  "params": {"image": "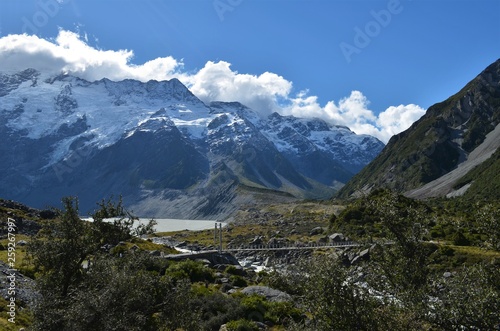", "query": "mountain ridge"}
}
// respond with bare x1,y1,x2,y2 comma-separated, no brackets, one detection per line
0,69,384,217
337,58,500,200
